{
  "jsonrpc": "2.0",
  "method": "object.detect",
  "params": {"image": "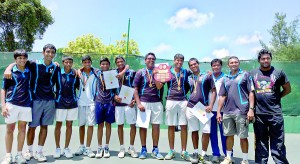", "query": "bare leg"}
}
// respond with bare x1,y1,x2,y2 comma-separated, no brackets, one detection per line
27,127,36,146
226,136,234,151
192,131,199,149
139,128,147,146
79,126,85,145
130,124,136,145
180,125,188,151
97,124,104,146
240,138,248,153
55,122,62,148
17,121,27,152
202,133,210,151
5,123,16,153
38,125,48,146
168,126,175,149
152,124,160,147
86,126,93,147
105,122,111,145
65,121,73,148
118,124,124,145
